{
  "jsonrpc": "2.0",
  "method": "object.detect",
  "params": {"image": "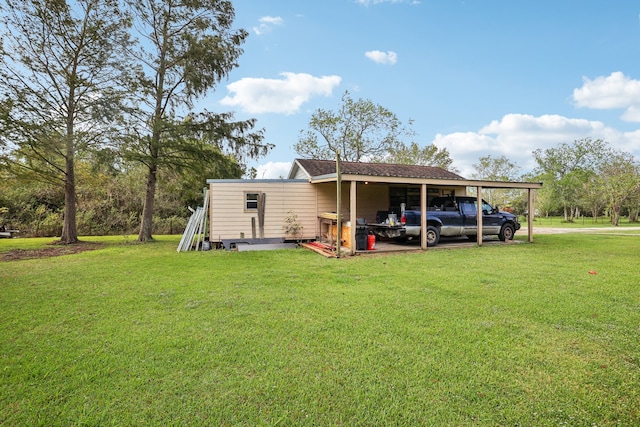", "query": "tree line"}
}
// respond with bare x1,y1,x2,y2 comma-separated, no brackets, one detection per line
530,138,640,225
